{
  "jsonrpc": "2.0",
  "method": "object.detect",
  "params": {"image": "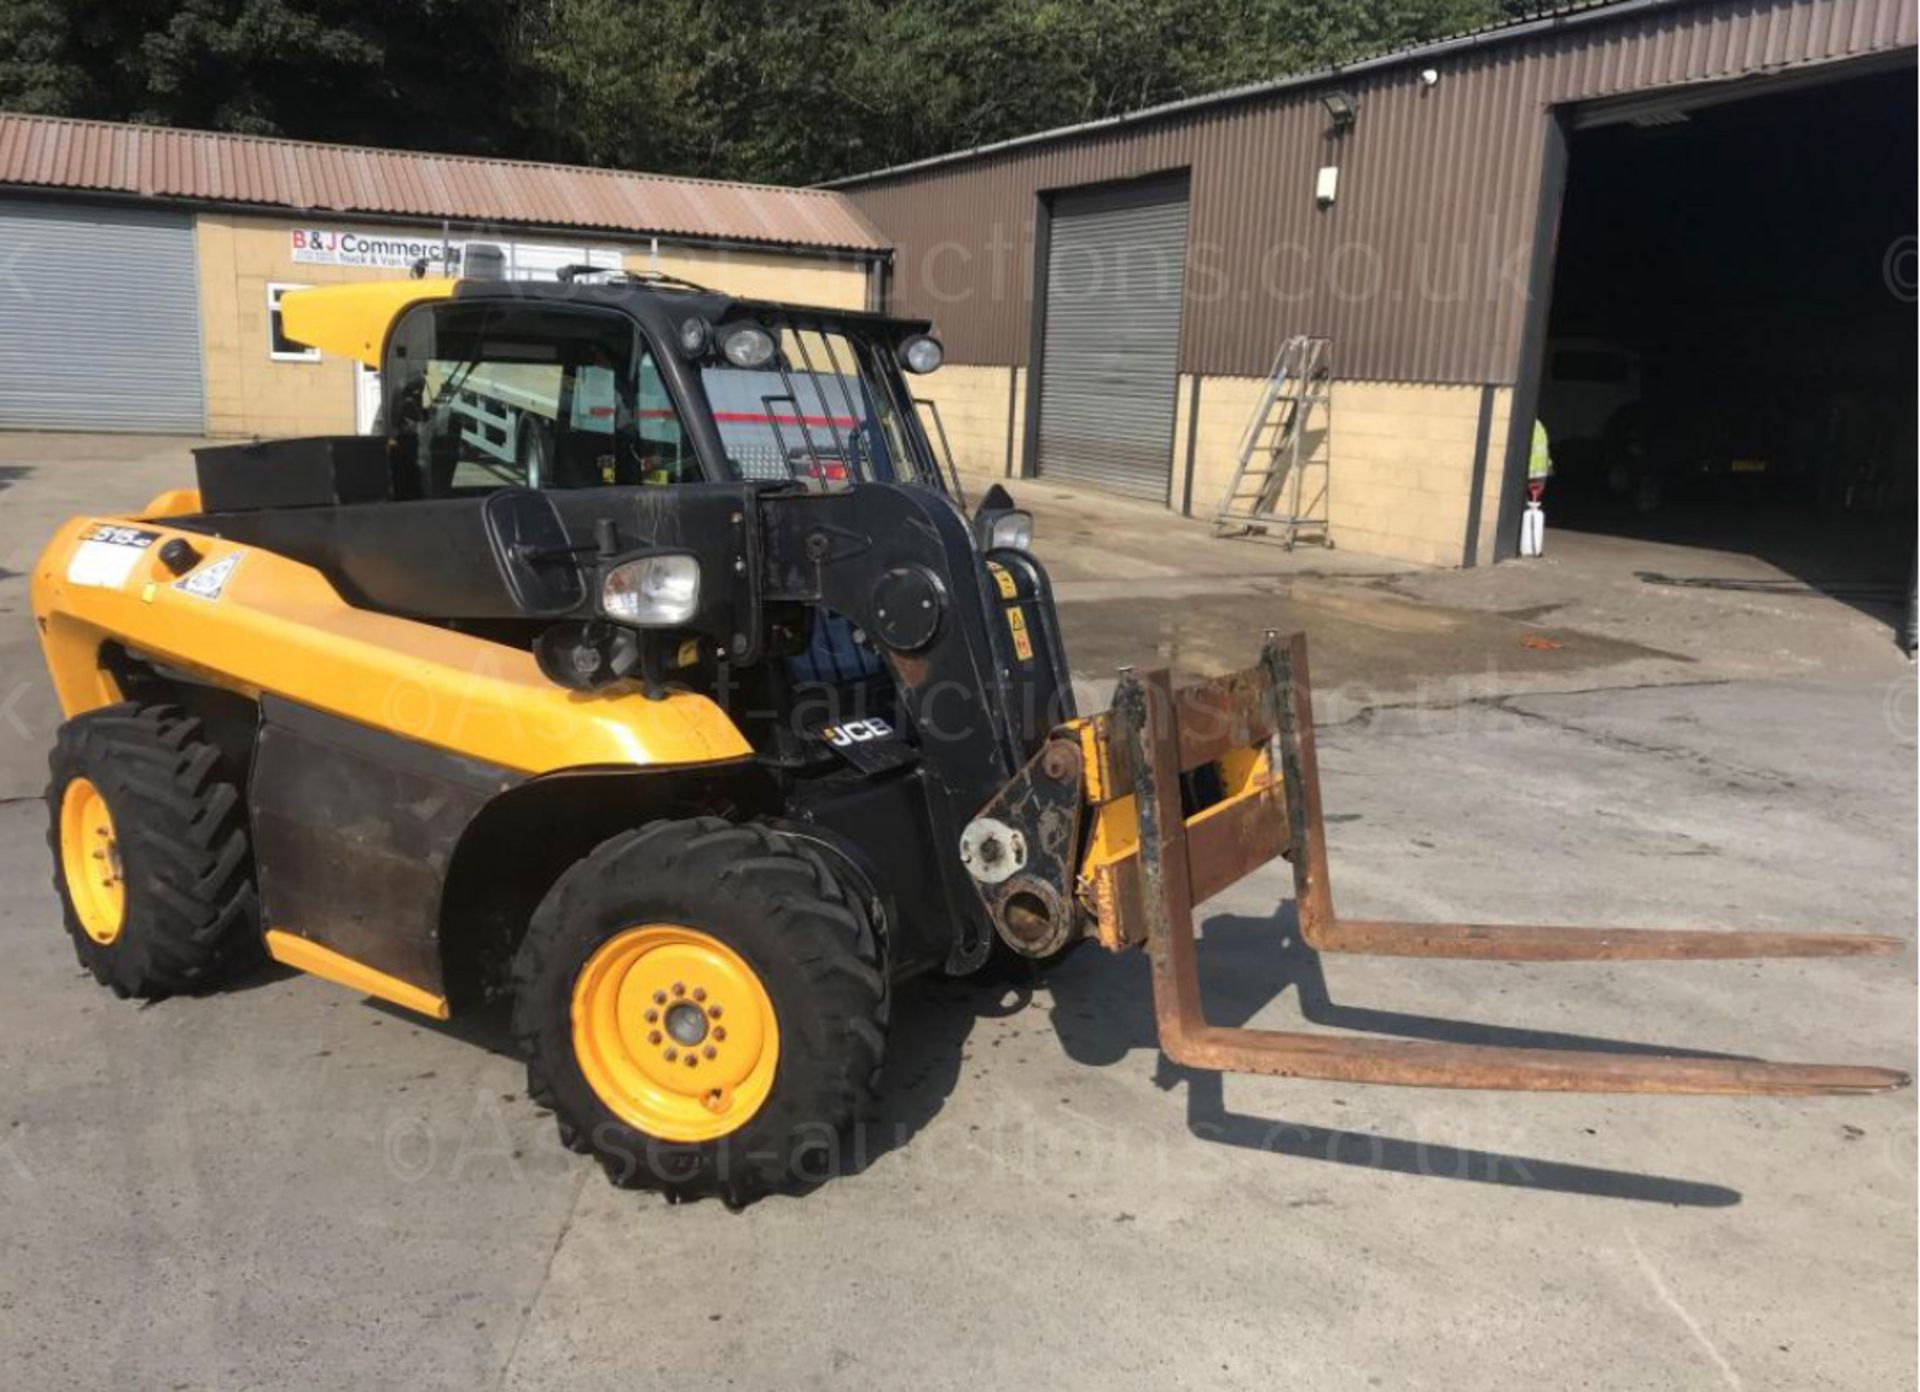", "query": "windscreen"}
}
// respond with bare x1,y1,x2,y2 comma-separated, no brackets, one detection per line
699,323,941,491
